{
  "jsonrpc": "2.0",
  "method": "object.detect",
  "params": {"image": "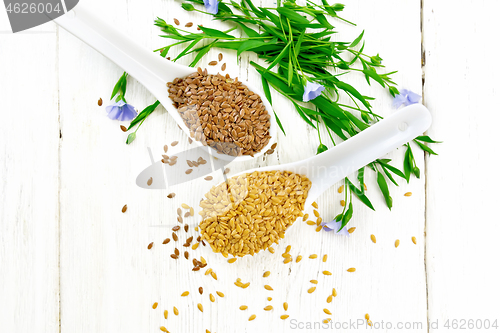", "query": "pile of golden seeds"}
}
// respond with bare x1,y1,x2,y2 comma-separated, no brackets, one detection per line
198,170,311,257
167,68,271,156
